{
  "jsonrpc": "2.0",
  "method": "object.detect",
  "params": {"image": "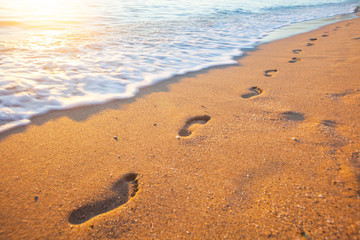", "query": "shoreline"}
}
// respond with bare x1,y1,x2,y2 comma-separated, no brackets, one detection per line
0,14,360,239
260,13,358,43
0,12,358,138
